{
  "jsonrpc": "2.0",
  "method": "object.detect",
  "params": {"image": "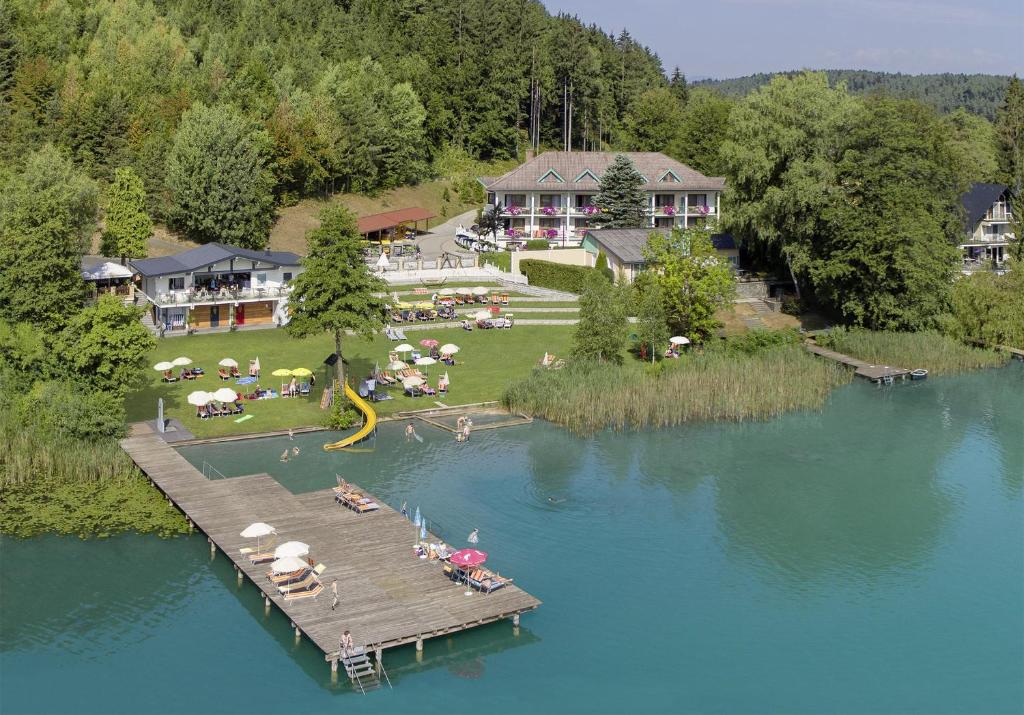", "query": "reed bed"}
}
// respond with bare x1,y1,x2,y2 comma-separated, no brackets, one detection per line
0,419,138,487
504,345,852,435
818,329,1006,375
